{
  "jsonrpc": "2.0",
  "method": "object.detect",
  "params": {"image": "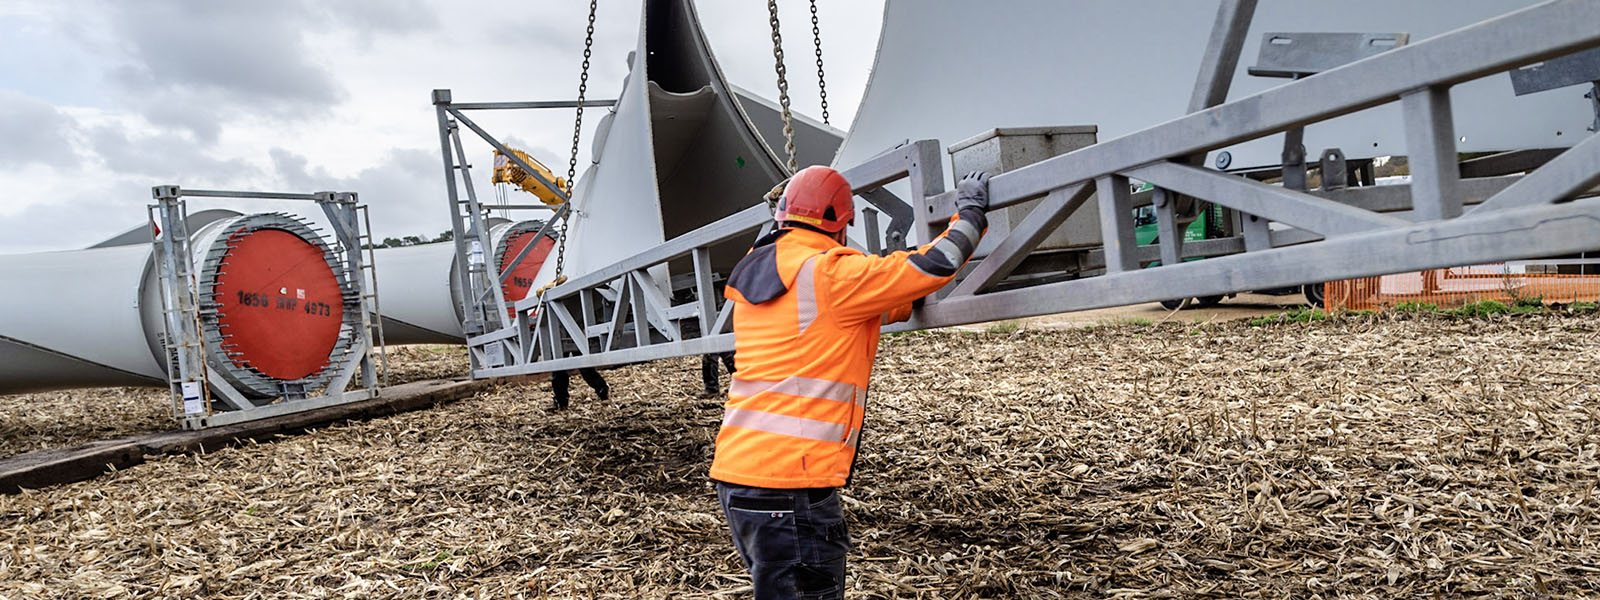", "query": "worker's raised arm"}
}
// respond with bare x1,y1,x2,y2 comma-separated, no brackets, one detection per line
820,172,991,322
